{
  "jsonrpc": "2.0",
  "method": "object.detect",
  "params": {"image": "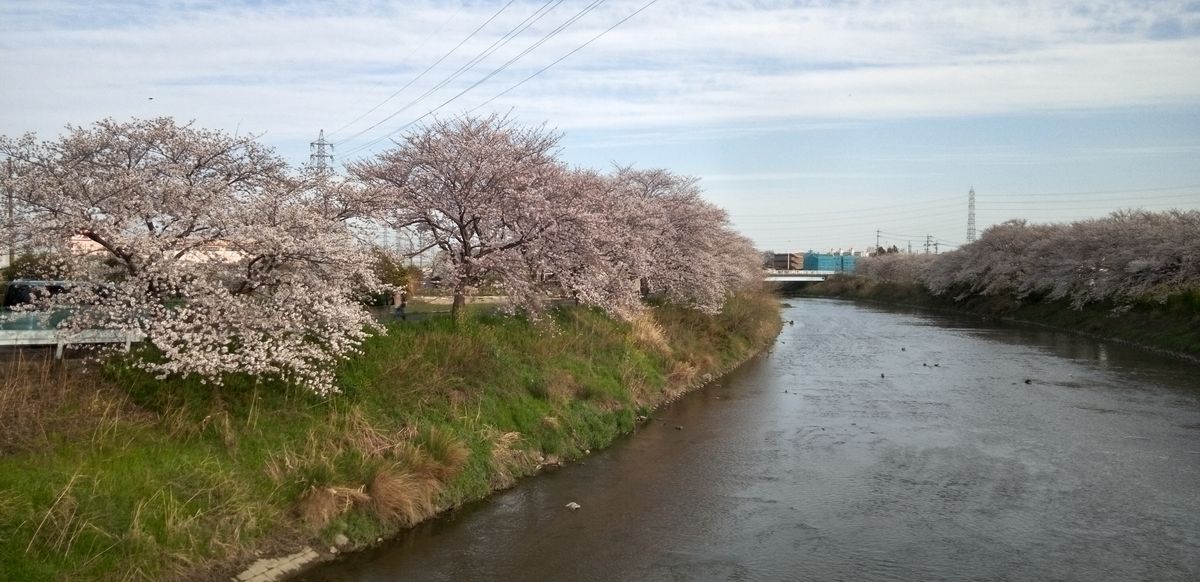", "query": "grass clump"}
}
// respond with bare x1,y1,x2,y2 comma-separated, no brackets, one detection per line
0,287,781,580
